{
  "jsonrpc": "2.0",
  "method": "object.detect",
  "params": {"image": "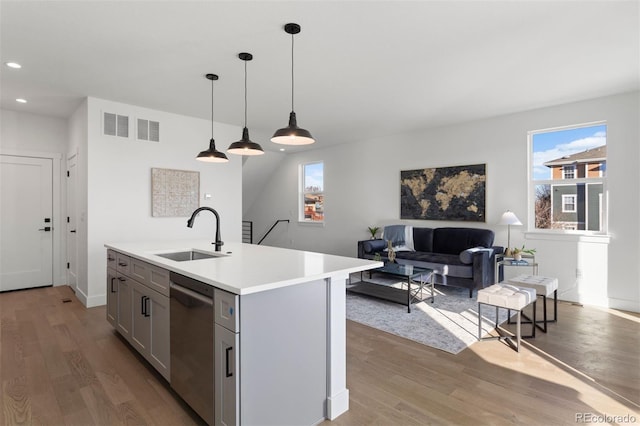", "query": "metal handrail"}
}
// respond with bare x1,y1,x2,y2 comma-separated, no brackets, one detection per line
257,219,290,245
